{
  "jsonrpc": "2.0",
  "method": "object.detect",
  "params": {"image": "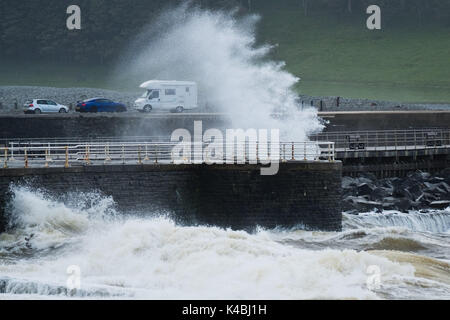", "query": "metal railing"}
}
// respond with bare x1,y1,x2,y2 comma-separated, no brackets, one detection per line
1,141,335,169
311,128,450,152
